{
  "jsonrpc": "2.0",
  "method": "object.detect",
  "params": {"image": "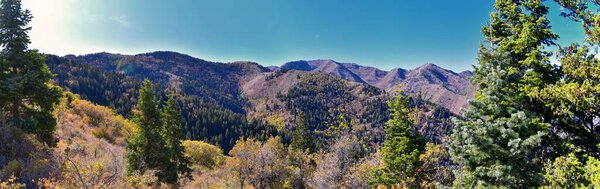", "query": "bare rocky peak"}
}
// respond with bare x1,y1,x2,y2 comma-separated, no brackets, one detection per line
280,59,365,83
279,60,475,114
